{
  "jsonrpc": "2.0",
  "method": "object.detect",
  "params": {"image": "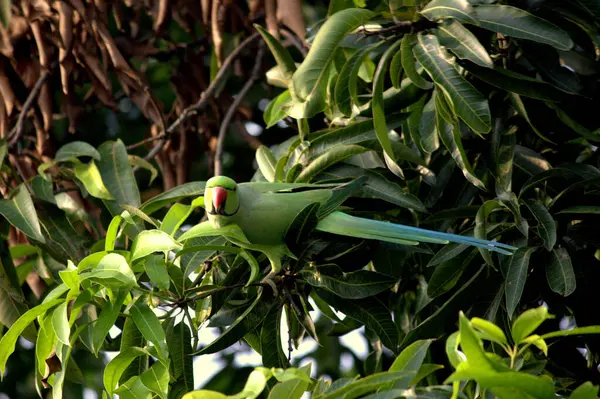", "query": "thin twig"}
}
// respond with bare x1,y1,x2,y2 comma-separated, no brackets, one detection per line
8,68,52,148
280,28,308,57
140,31,261,159
214,45,265,176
